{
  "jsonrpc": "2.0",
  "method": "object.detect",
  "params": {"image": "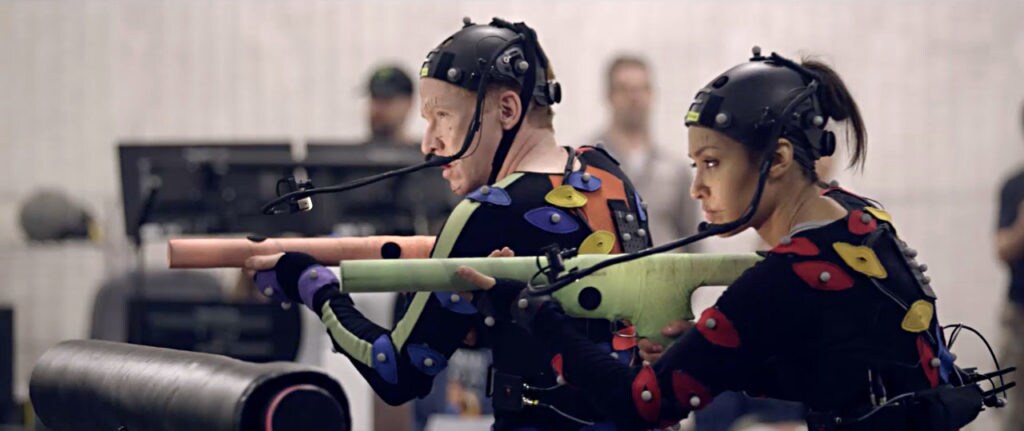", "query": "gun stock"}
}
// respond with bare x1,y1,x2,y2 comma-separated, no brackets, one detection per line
338,253,761,345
